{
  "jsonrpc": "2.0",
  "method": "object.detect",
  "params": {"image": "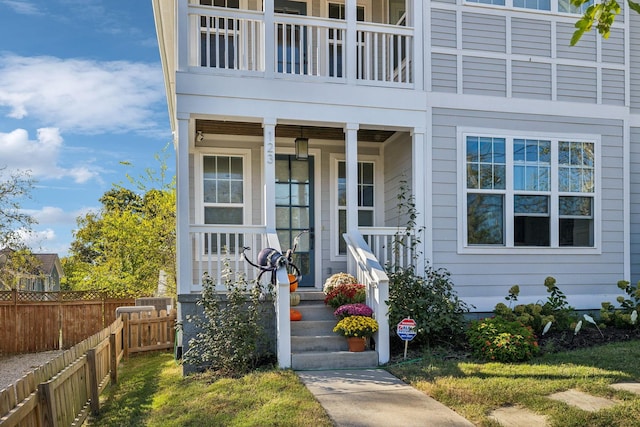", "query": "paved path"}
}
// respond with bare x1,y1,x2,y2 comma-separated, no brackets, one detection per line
297,369,474,427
